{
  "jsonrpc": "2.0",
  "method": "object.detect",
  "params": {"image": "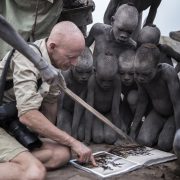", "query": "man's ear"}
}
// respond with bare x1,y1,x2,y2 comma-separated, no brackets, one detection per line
49,42,56,50
111,16,115,26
